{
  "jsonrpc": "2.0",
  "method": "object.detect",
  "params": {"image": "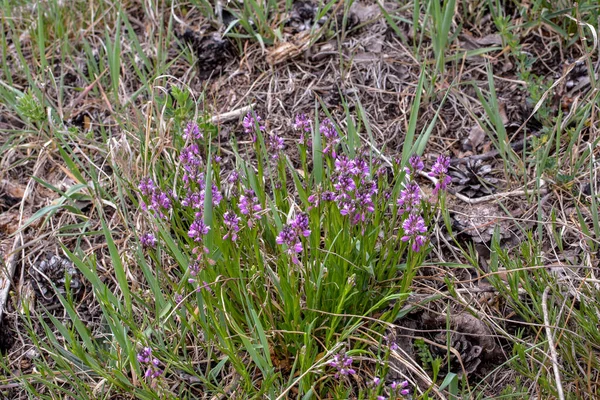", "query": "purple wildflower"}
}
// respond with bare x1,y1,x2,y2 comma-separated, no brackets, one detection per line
227,171,239,185
137,347,163,380
429,154,452,195
139,182,172,219
397,182,422,214
223,211,241,241
407,154,424,174
267,134,285,159
322,191,336,202
320,118,339,157
401,214,427,252
242,111,265,142
334,175,356,193
138,177,155,196
291,213,311,237
239,189,262,227
329,353,356,379
140,233,157,248
183,121,203,140
377,397,386,400
390,380,410,396
188,217,210,243
276,225,303,264
293,113,311,132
